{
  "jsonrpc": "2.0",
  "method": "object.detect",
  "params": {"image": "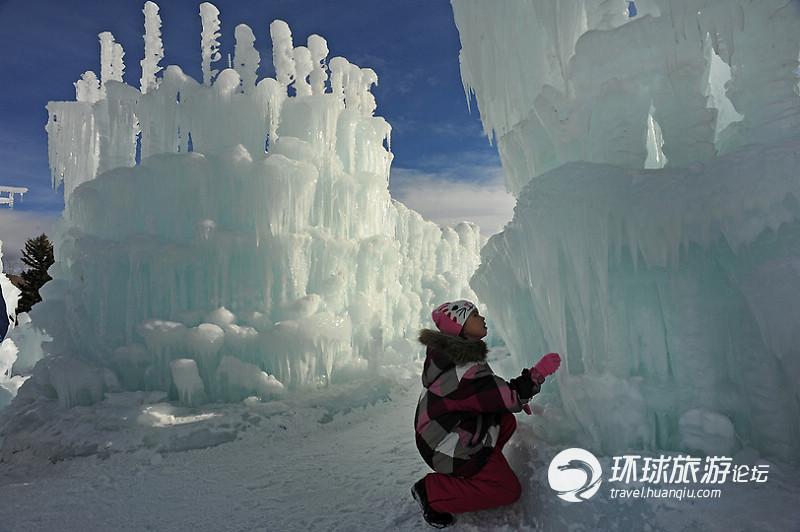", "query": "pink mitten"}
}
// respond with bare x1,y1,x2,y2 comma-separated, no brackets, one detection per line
533,352,561,377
